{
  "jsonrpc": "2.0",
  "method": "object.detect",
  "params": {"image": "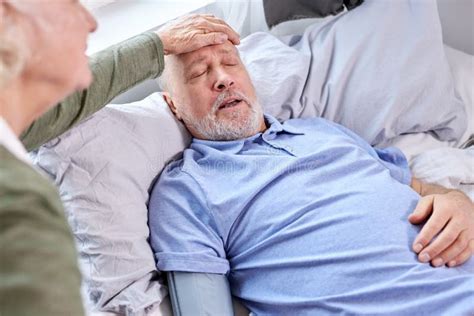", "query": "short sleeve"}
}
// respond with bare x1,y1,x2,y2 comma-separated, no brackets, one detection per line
373,146,412,185
148,163,229,274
